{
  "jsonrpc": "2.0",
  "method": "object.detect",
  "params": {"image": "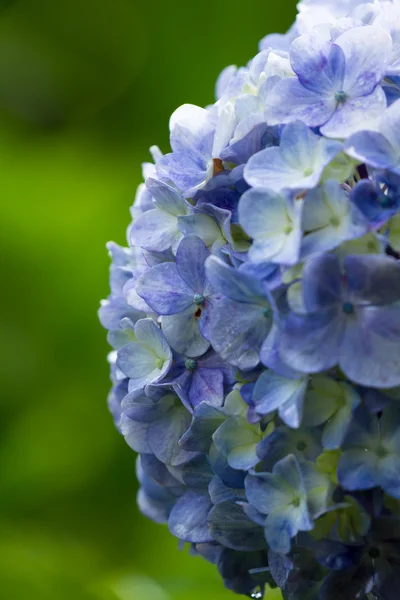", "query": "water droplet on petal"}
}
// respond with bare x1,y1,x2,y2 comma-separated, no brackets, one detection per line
249,585,264,599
